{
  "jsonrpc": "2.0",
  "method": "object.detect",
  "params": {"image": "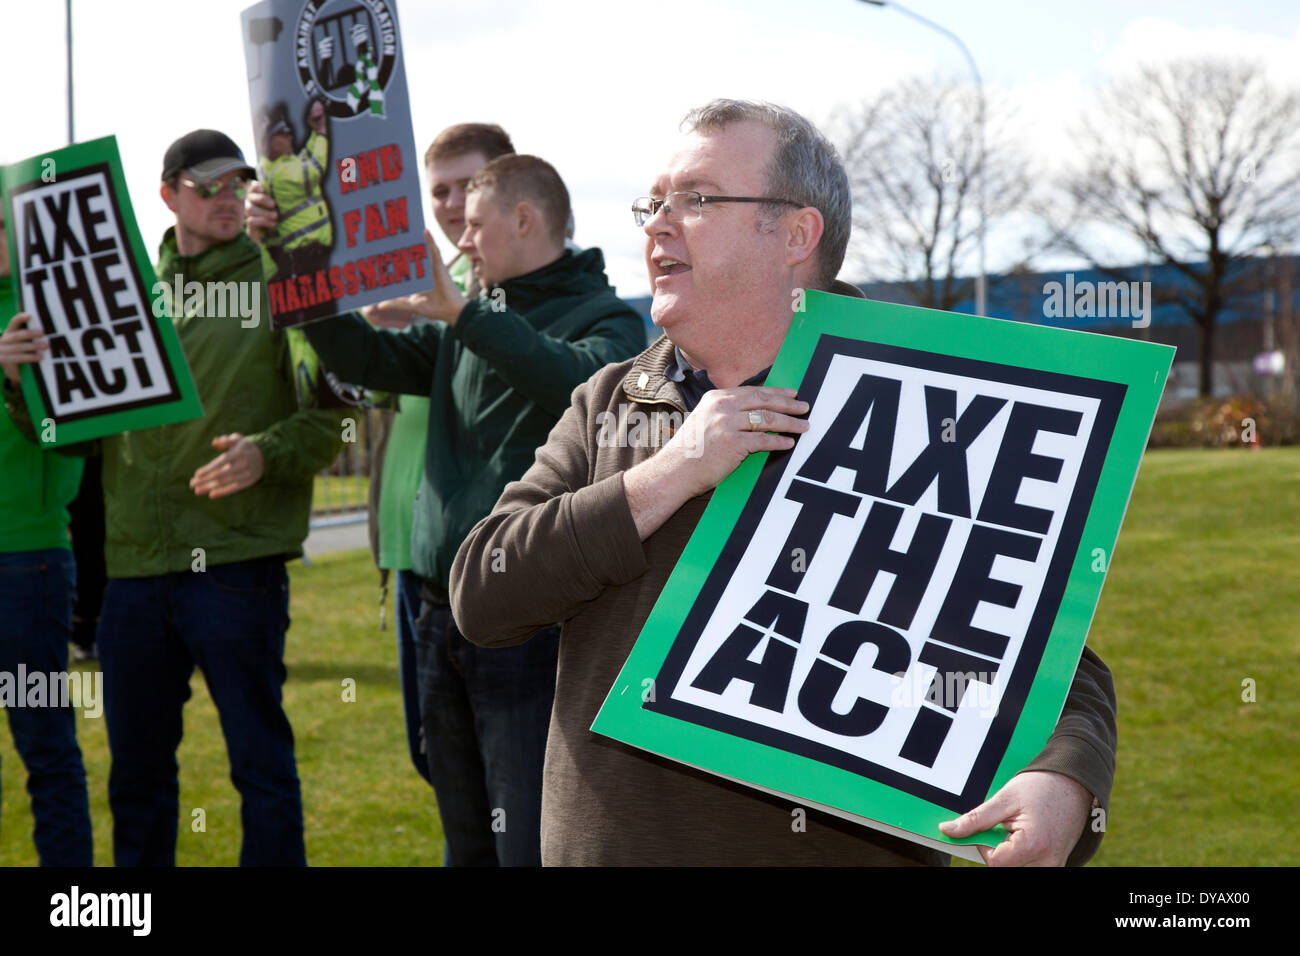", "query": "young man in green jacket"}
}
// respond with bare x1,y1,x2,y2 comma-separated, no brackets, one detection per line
5,130,345,866
250,123,519,809
0,207,93,866
293,154,646,865
371,124,515,793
